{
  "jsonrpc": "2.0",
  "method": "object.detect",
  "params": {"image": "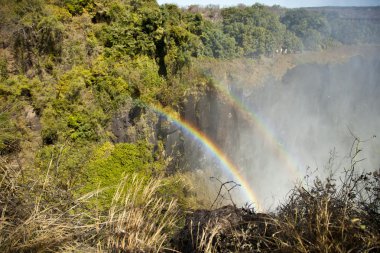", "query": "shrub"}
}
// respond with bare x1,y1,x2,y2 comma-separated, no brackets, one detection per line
182,138,380,252
64,0,94,15
78,141,166,208
0,109,20,154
